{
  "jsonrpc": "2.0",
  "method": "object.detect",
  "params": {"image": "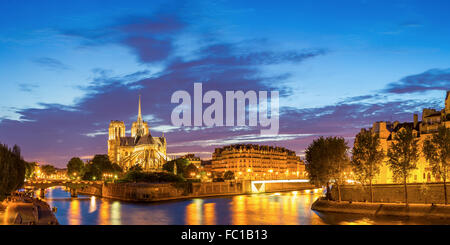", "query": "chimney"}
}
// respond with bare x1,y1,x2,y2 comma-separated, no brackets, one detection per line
414,114,418,128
